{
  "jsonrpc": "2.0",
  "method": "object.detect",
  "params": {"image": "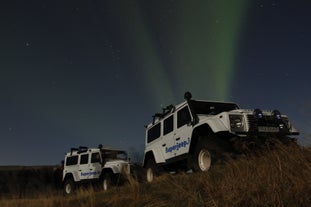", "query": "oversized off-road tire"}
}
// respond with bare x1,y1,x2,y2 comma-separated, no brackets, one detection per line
63,178,75,195
193,141,212,172
146,159,158,182
192,136,228,172
101,172,113,191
